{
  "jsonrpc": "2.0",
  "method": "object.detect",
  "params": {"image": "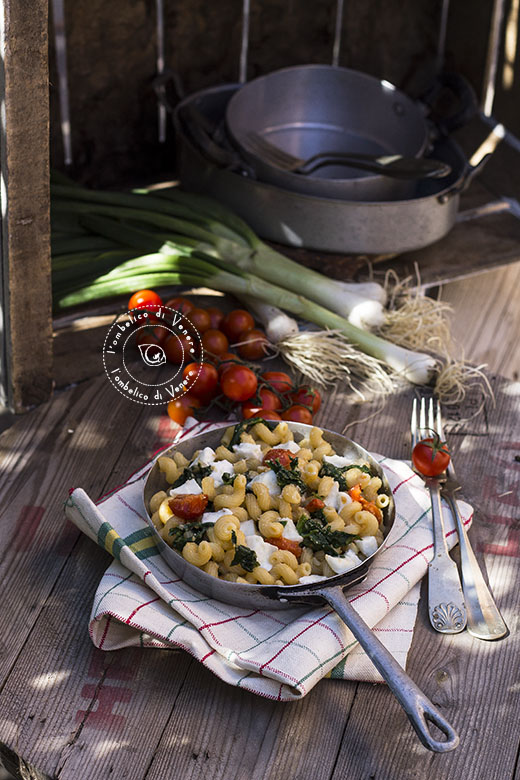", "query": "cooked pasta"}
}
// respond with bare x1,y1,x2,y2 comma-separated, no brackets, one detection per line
147,421,391,585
